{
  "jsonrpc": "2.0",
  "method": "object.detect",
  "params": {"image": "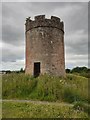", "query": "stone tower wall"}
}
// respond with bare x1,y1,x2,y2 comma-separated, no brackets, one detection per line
25,15,65,76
